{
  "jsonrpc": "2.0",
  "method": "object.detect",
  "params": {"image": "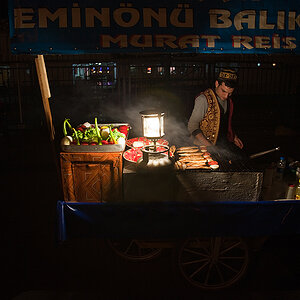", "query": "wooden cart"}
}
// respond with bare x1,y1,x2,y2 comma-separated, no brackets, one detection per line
57,200,300,290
